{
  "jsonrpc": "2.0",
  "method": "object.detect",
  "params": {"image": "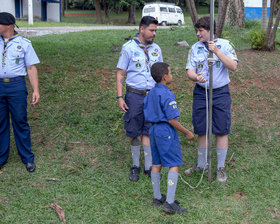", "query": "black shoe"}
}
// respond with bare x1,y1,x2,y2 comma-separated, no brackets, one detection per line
144,167,152,177
26,162,36,172
152,194,166,207
129,166,140,182
162,201,187,214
